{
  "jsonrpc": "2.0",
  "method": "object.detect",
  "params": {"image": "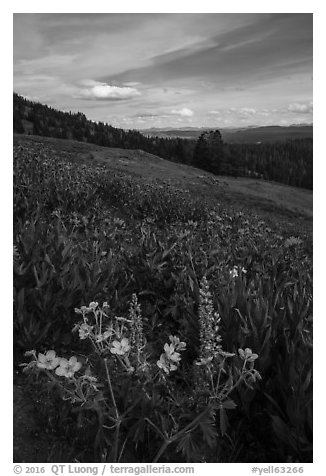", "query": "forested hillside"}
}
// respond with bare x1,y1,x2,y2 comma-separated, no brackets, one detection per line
13,93,195,164
13,93,312,189
228,140,313,189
